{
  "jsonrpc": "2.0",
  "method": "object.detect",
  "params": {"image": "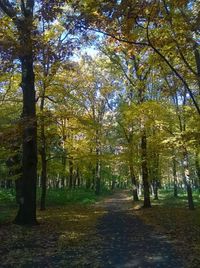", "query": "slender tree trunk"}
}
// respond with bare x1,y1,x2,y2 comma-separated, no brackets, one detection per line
152,180,159,200
40,89,47,210
86,175,91,189
61,153,66,188
141,131,151,208
95,151,101,195
76,167,80,187
111,178,116,190
194,43,200,94
40,117,47,211
61,121,67,188
69,158,73,189
183,151,195,210
40,145,47,210
14,19,37,224
195,151,200,192
129,164,139,201
95,129,101,195
172,156,178,198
